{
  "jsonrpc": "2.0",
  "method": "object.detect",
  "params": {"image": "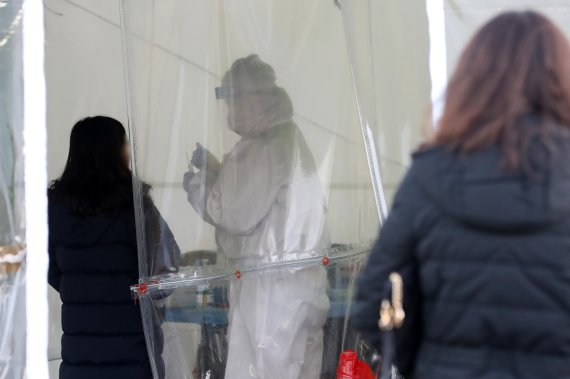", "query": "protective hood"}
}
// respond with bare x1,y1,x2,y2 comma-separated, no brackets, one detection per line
410,140,570,231
220,54,294,137
227,87,294,137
